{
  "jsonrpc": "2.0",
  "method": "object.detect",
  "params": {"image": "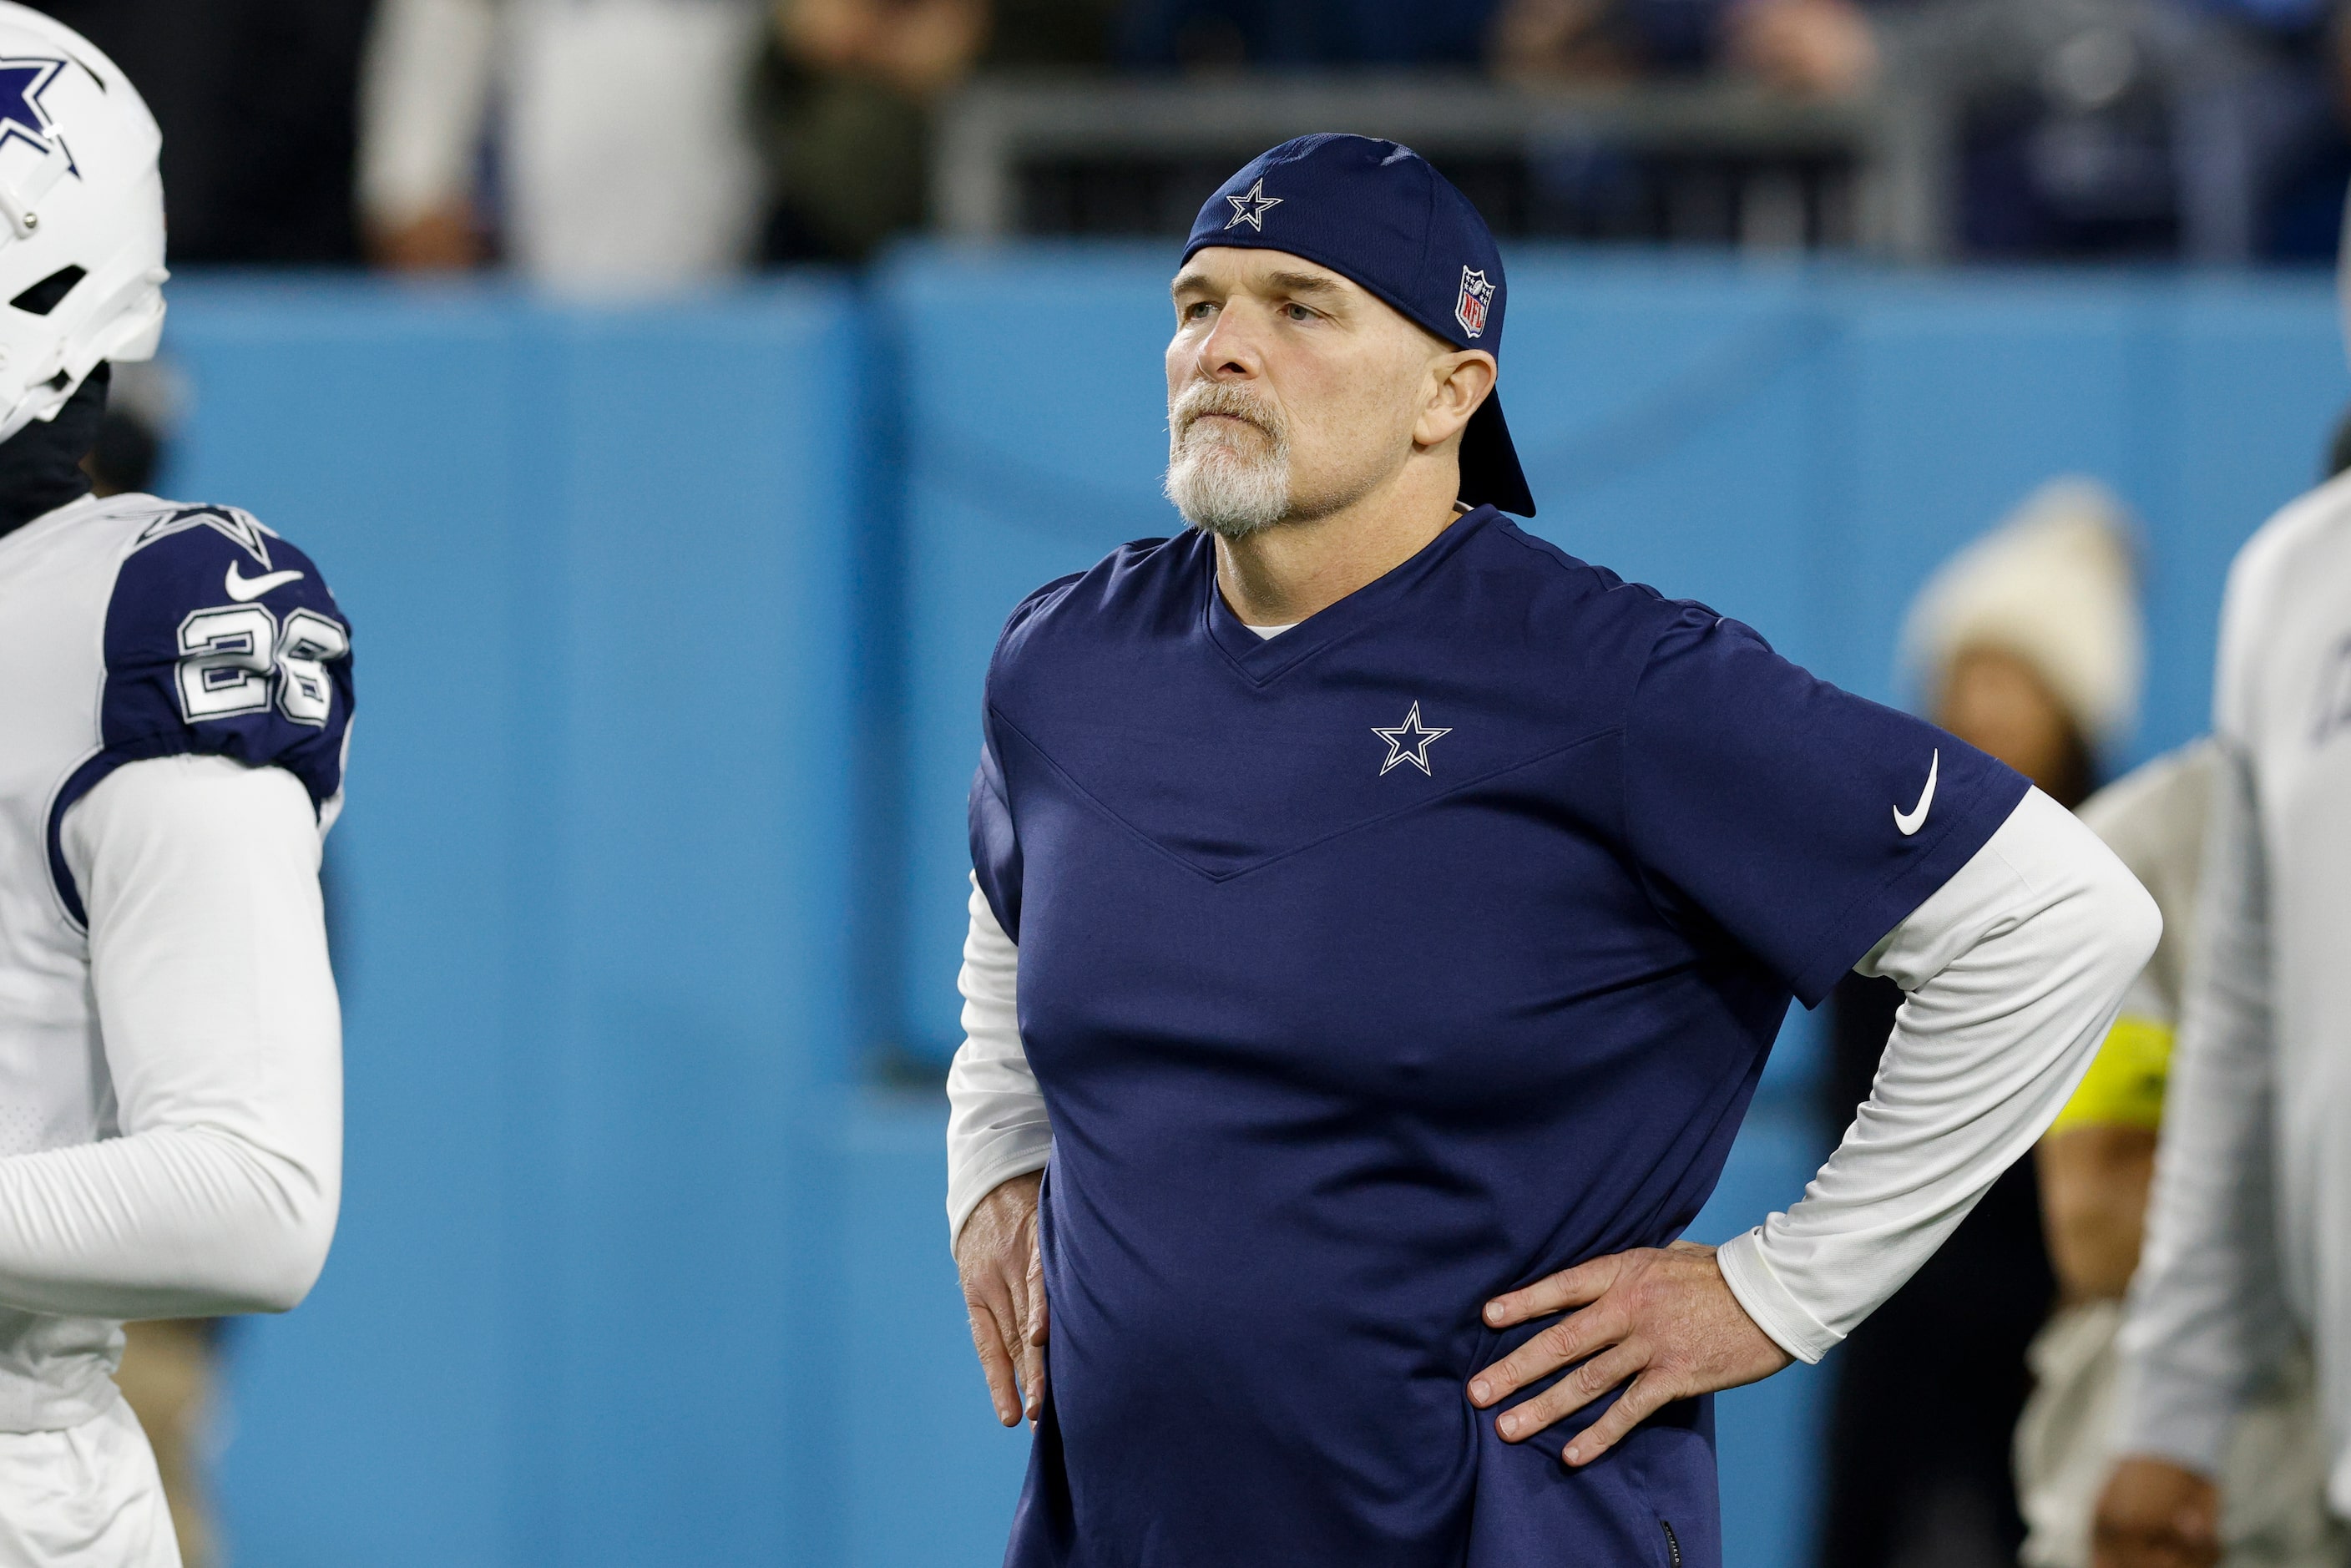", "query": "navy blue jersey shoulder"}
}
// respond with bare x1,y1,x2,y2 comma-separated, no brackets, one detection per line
48,504,356,926
1481,518,2028,999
